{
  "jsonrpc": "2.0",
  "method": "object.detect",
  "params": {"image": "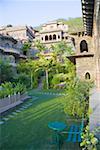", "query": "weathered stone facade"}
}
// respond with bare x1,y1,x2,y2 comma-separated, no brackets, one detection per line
72,0,100,90
34,21,73,48
0,26,35,43
73,34,95,81
0,34,26,66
